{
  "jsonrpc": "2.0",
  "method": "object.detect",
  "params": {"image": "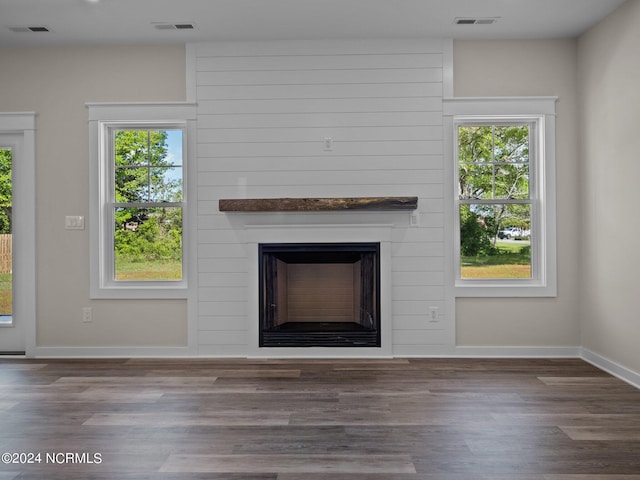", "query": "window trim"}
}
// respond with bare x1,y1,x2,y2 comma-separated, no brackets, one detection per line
87,103,196,299
444,97,557,297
